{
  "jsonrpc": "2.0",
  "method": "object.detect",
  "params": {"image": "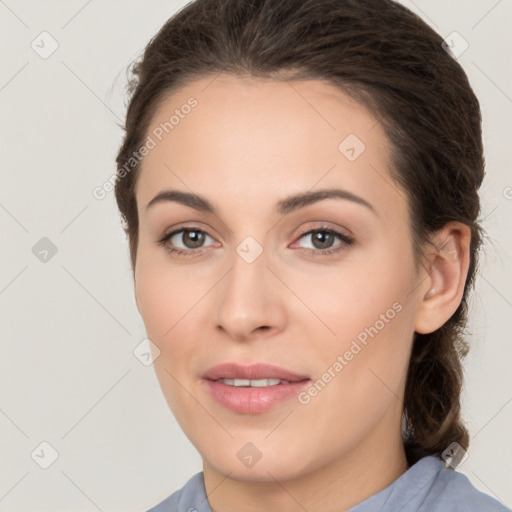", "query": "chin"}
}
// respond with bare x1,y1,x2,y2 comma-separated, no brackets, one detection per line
195,433,325,484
